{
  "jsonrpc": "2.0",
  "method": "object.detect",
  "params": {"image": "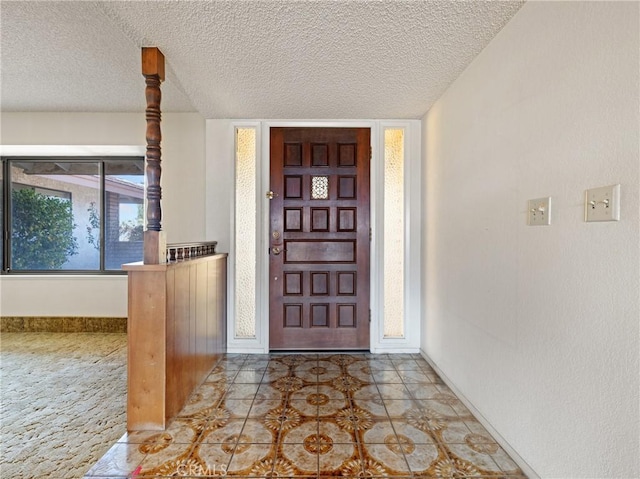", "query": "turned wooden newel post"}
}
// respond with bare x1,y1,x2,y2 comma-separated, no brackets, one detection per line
142,47,166,264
